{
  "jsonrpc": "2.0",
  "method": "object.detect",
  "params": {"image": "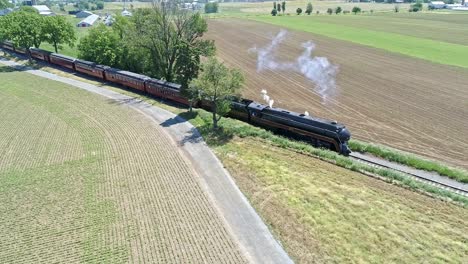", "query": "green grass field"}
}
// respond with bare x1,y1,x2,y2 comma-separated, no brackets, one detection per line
0,66,245,263
250,15,468,68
